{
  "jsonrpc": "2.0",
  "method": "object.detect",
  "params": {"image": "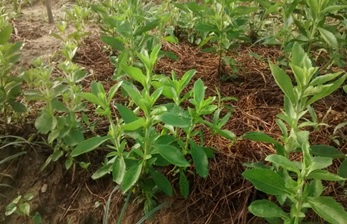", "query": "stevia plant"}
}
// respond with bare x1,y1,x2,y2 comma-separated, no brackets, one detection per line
257,0,347,68
0,14,26,127
23,21,88,170
175,0,256,78
91,0,161,78
242,43,347,223
71,44,236,220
